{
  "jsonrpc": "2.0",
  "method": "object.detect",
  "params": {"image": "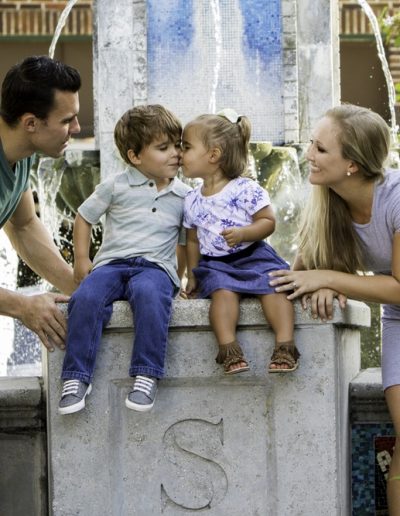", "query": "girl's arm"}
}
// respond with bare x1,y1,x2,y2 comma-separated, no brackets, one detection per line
270,233,400,305
73,213,94,285
221,206,275,247
185,228,201,296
